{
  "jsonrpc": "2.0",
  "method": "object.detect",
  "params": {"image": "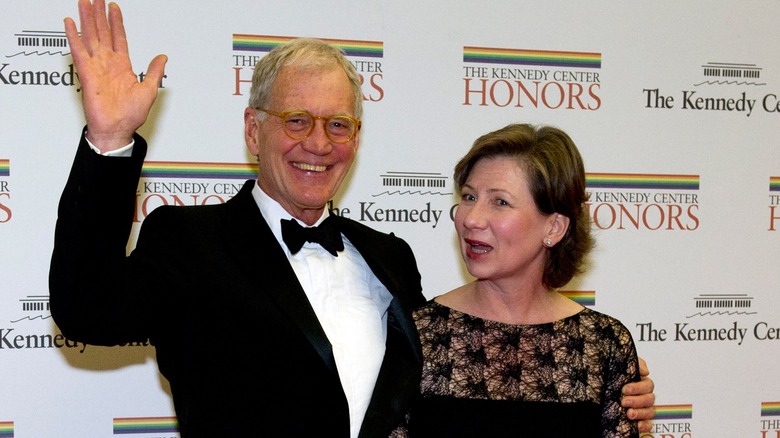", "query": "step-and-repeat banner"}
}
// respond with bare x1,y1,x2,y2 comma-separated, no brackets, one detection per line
2,1,779,437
